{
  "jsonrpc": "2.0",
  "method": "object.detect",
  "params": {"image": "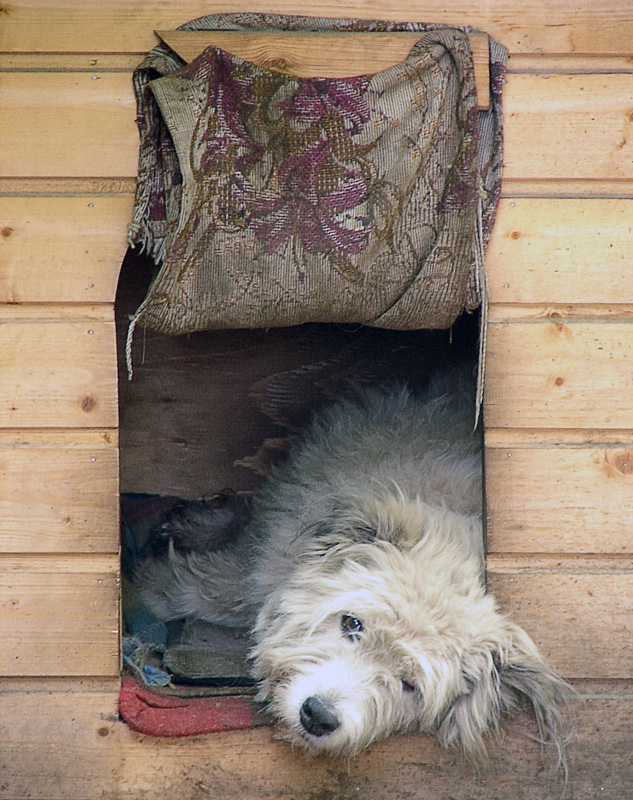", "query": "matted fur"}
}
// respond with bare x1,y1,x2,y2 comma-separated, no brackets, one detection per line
136,369,571,770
